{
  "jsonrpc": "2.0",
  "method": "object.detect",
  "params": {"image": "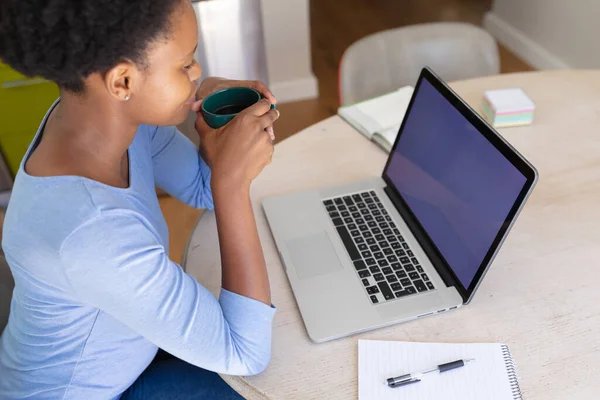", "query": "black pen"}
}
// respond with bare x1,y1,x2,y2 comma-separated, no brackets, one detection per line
386,358,475,388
